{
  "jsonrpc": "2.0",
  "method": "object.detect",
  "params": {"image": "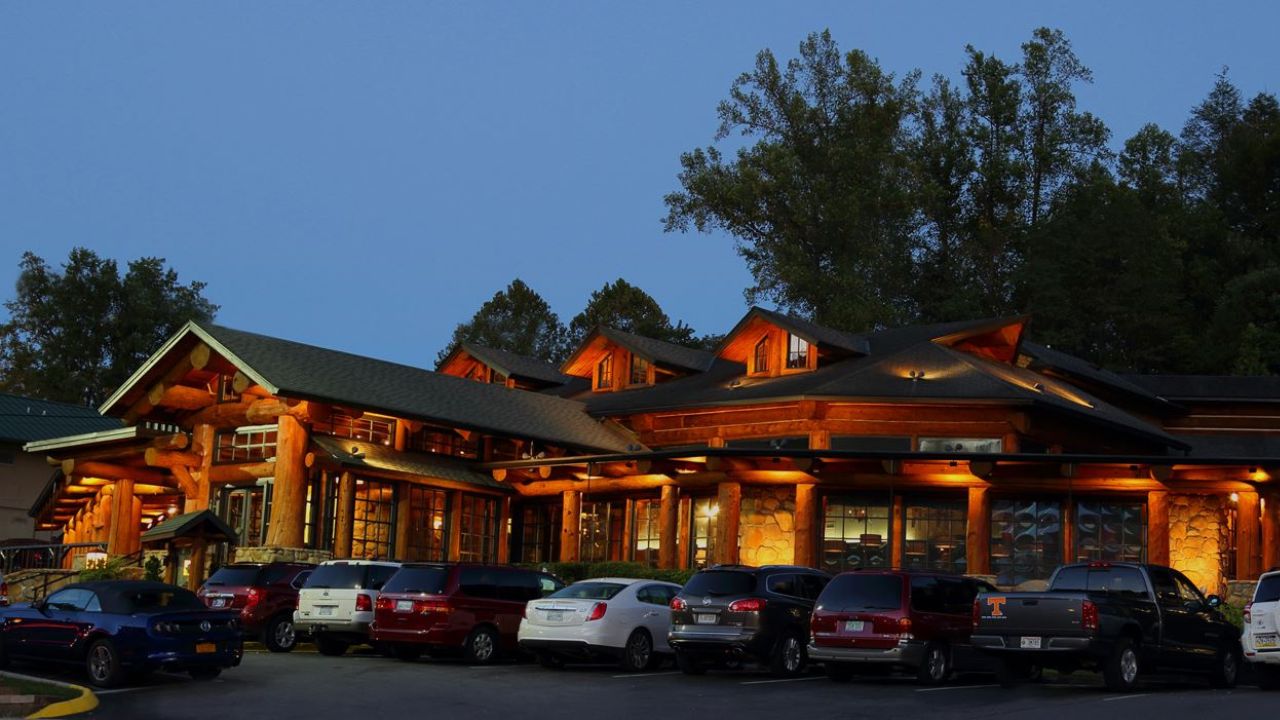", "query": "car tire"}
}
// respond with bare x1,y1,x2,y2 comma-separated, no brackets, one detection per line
620,629,655,673
263,614,298,653
189,667,221,681
916,642,951,685
675,650,706,676
464,626,500,665
394,644,423,662
1102,637,1141,692
769,632,806,677
85,639,126,689
1257,665,1280,690
315,635,349,657
537,652,565,669
1209,644,1240,689
825,661,855,682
